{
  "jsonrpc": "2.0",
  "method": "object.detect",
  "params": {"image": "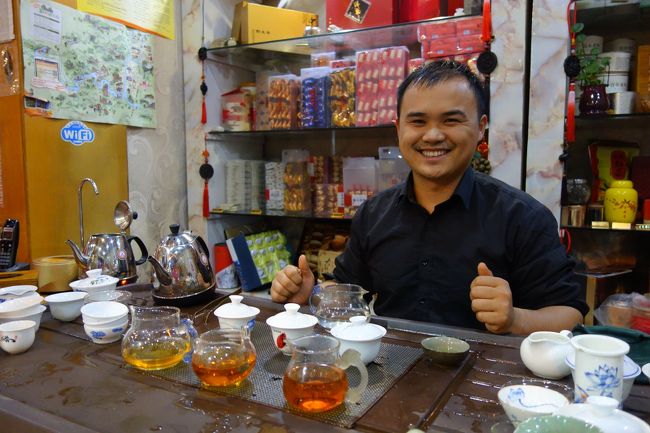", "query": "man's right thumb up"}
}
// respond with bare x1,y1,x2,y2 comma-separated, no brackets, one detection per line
298,254,315,286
